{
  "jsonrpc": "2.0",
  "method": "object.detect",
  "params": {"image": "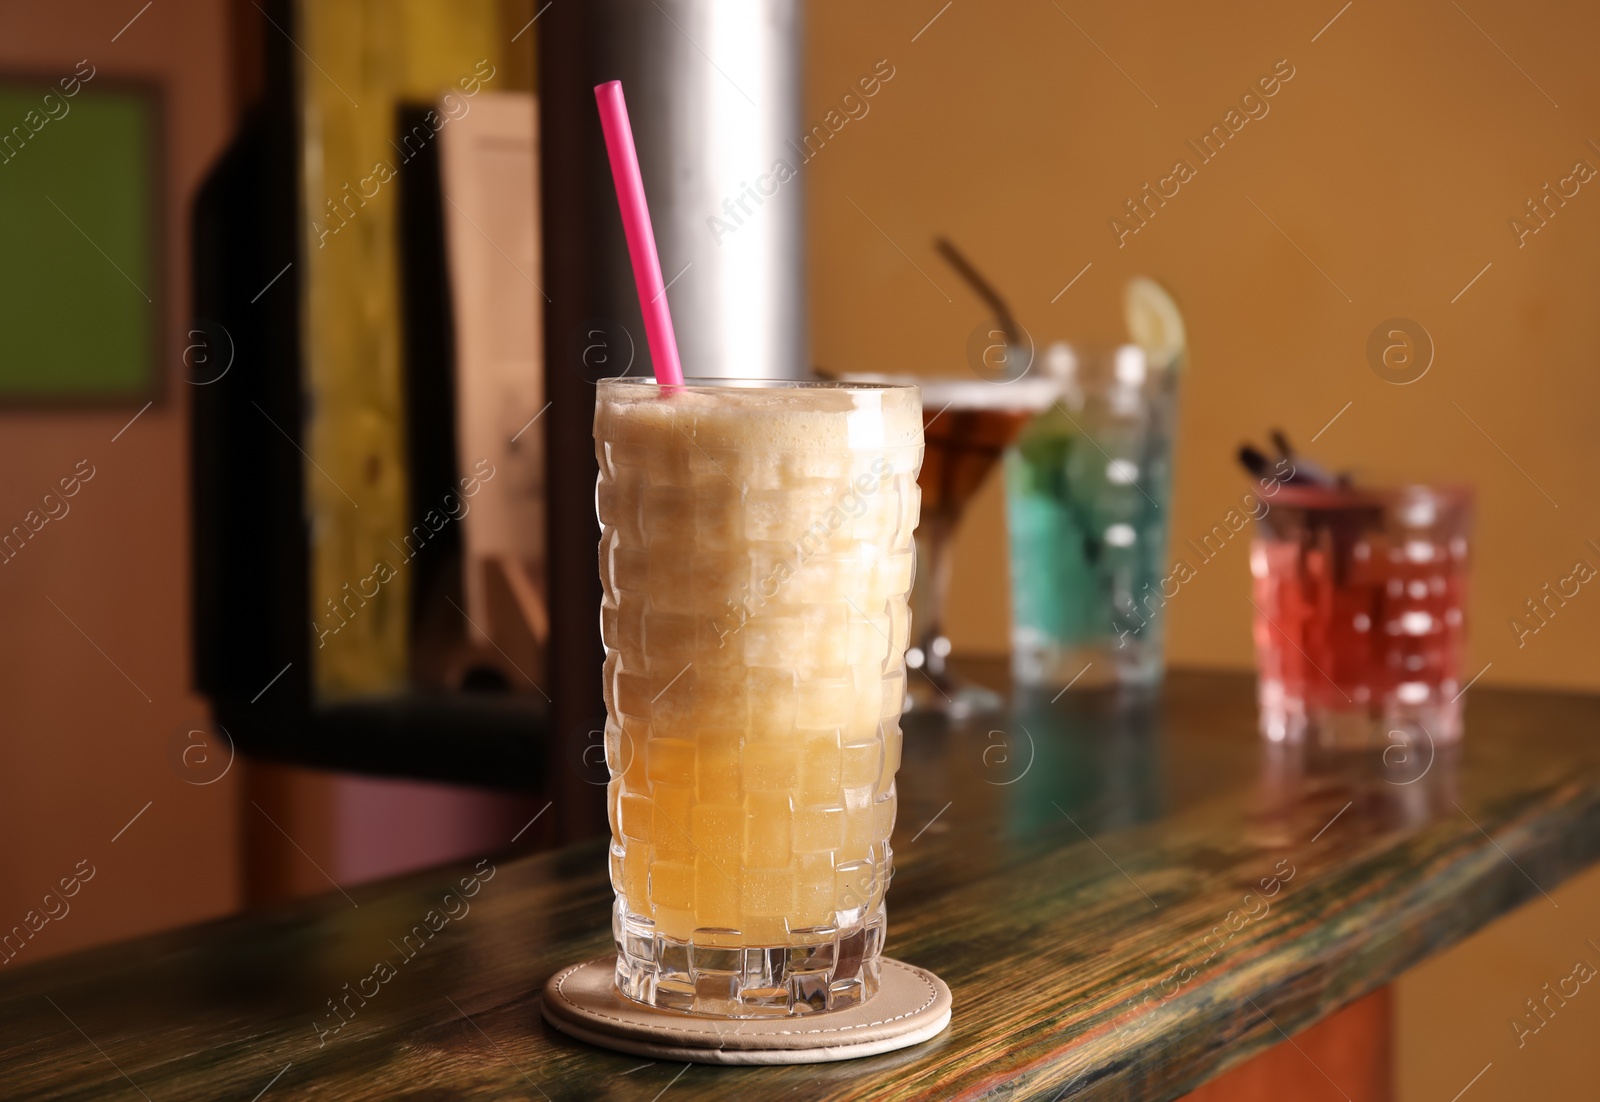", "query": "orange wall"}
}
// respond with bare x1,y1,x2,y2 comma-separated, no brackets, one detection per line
0,0,239,961
806,0,1600,691
1397,861,1600,1102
